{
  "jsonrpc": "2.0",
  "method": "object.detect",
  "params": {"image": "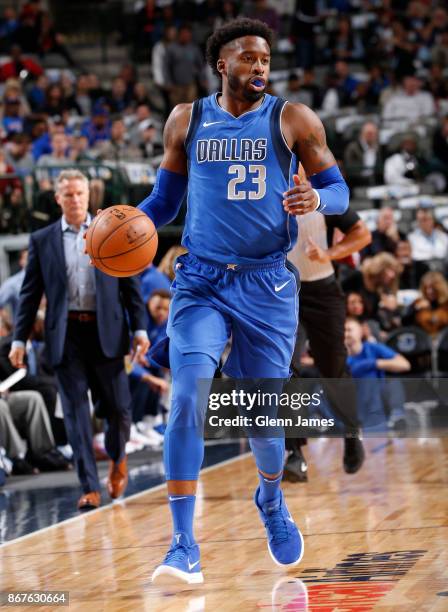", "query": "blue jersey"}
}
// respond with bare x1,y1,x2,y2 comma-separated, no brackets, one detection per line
183,93,298,264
